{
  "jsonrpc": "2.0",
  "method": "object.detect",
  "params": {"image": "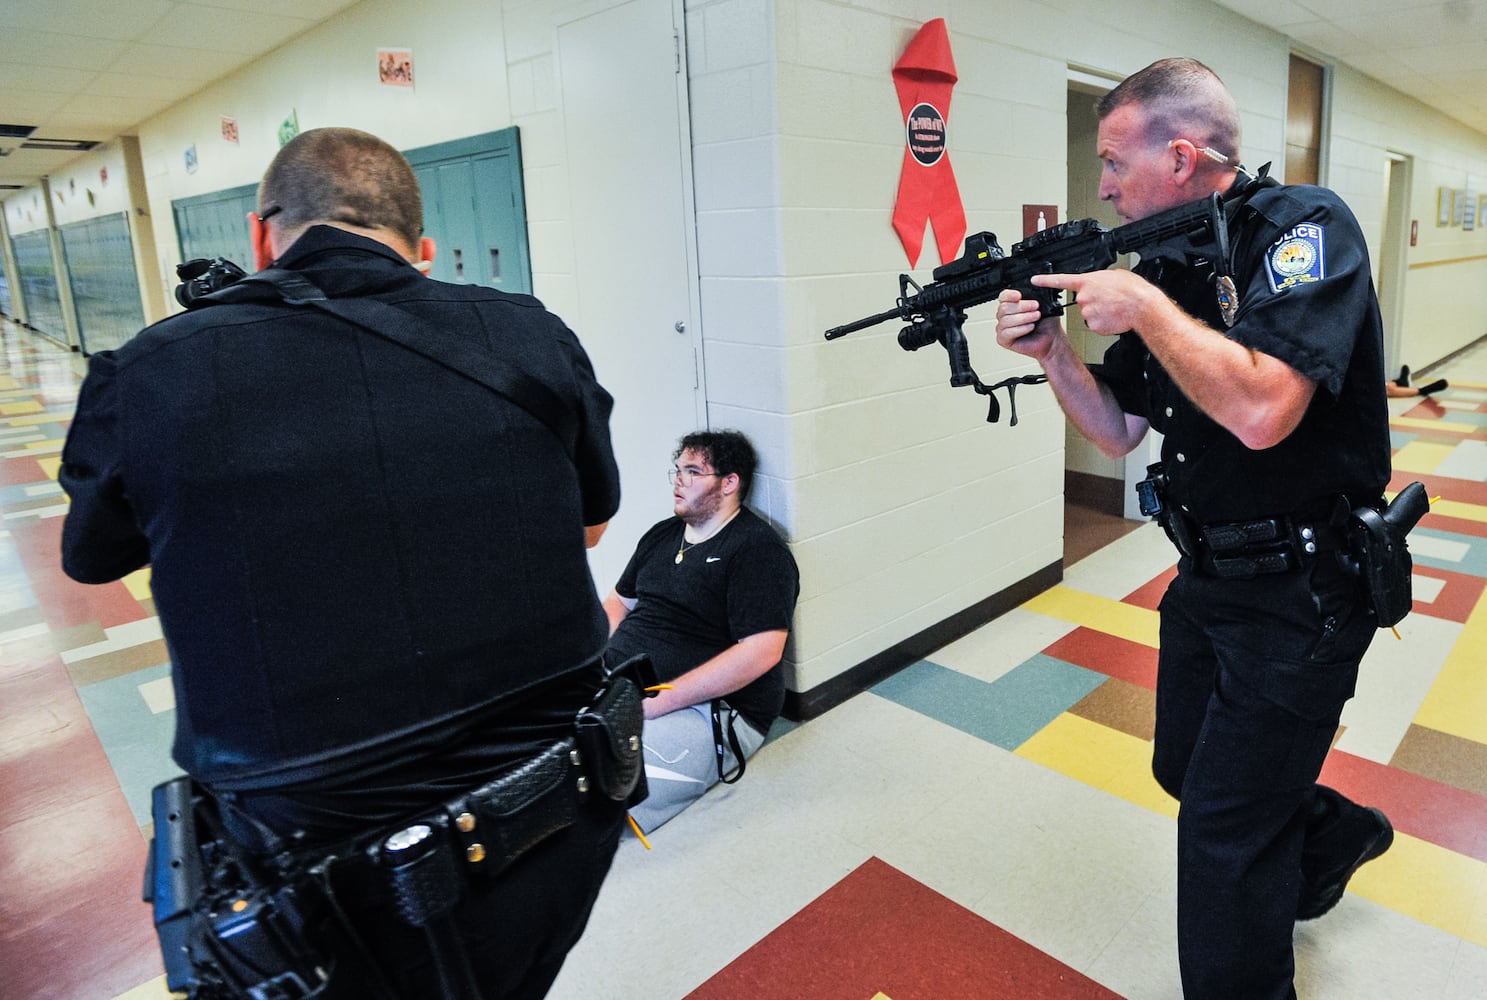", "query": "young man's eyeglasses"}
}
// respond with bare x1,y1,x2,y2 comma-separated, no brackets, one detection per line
668,466,720,486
